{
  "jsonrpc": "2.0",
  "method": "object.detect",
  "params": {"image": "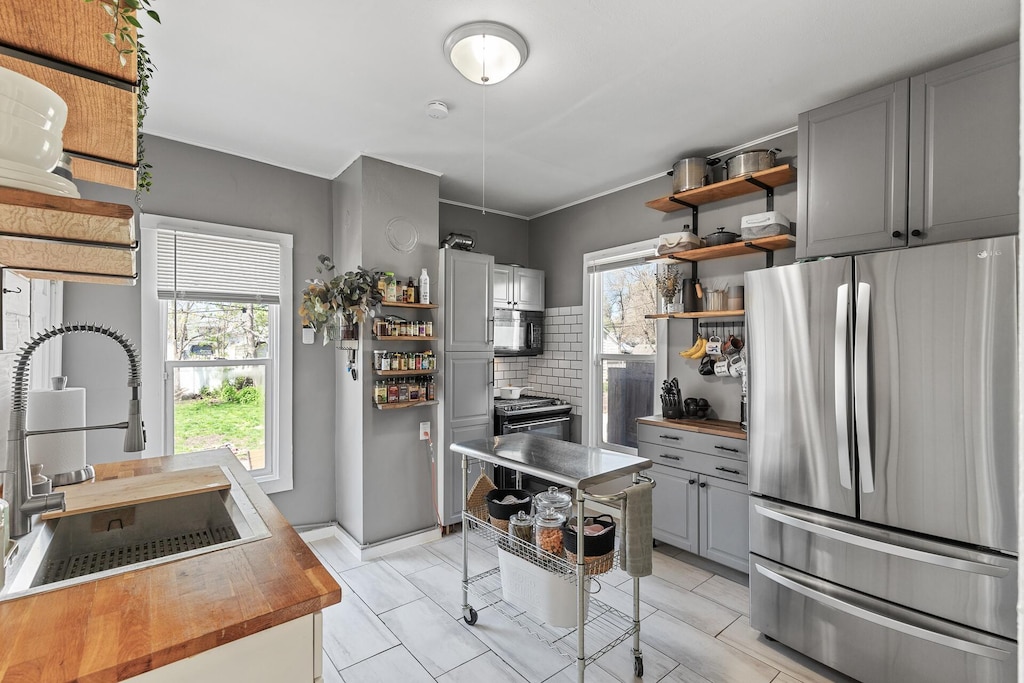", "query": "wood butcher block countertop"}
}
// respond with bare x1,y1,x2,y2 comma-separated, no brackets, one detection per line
0,451,341,682
637,415,748,440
